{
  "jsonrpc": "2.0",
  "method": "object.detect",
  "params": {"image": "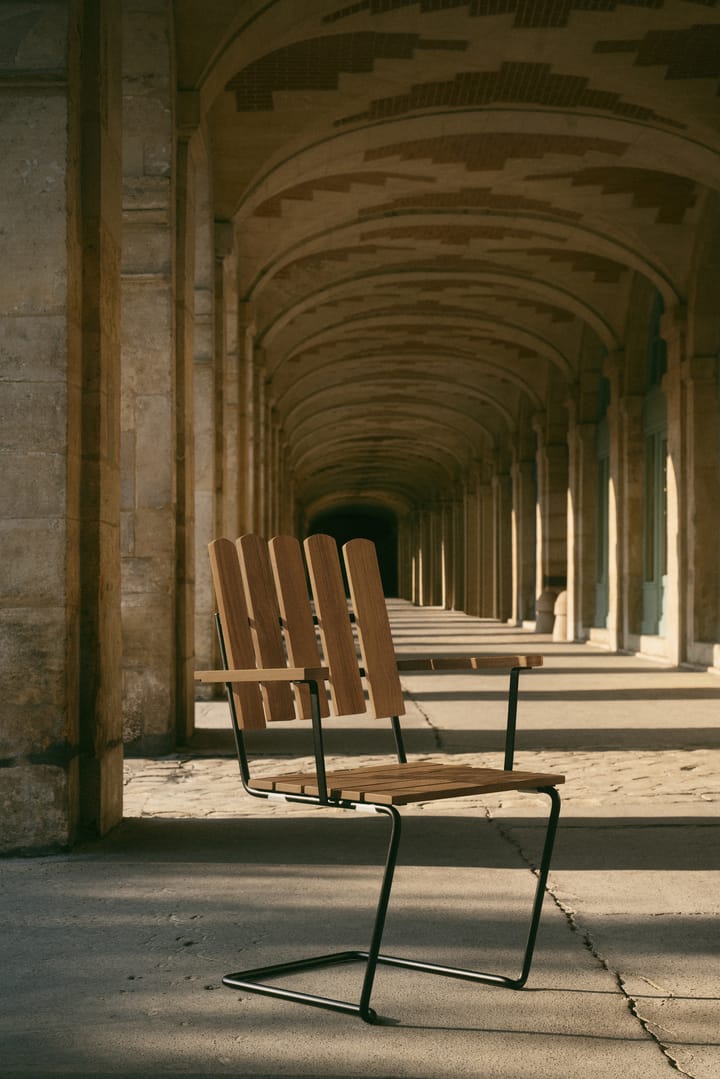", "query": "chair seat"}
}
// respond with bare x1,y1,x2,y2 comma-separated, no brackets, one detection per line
260,761,565,805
